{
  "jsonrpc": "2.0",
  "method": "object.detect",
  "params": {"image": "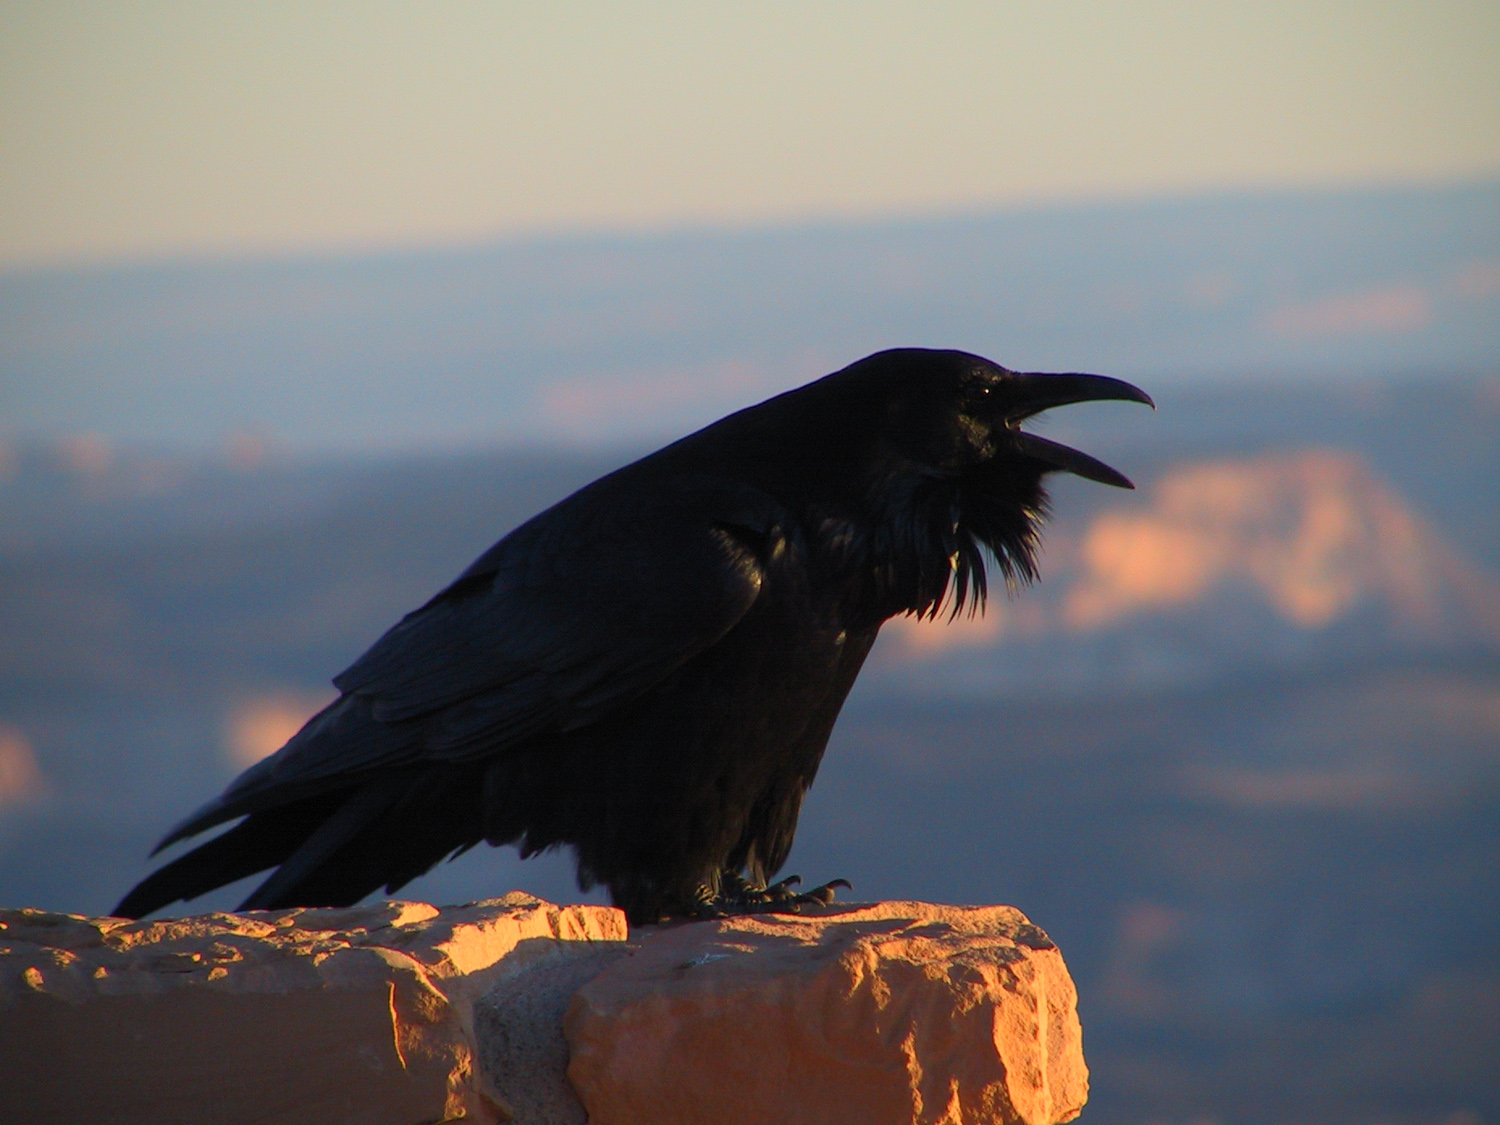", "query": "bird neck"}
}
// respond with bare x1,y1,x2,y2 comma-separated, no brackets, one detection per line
815,459,1048,626
789,464,969,626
